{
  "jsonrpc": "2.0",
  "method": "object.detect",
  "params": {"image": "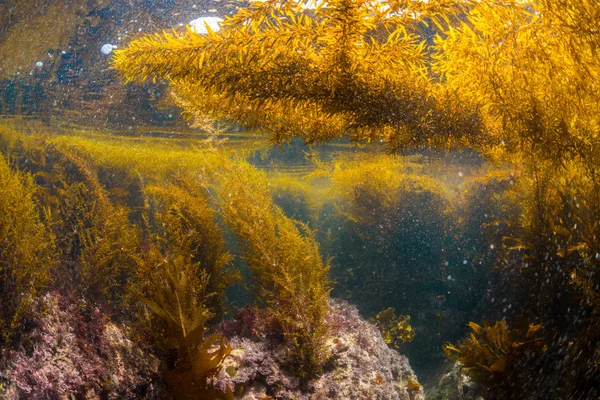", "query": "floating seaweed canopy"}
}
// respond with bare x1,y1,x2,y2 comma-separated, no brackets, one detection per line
434,2,600,394
111,0,483,151
434,0,600,162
